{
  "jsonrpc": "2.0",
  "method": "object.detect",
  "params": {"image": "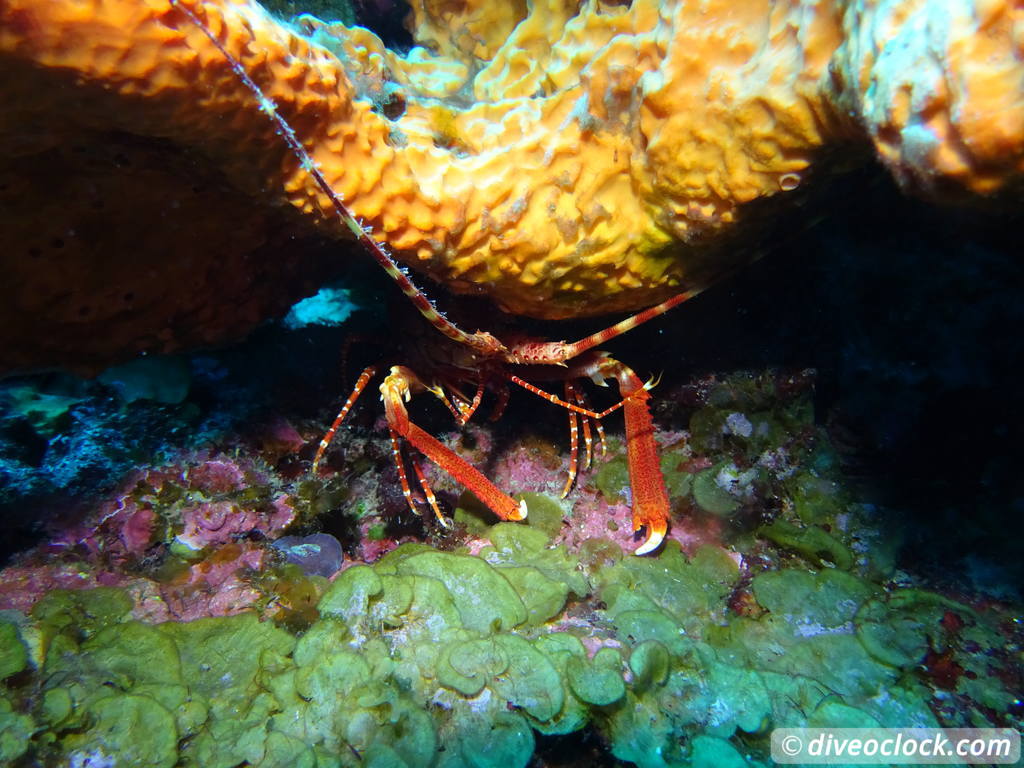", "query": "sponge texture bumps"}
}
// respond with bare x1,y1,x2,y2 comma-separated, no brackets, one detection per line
1,0,1021,328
